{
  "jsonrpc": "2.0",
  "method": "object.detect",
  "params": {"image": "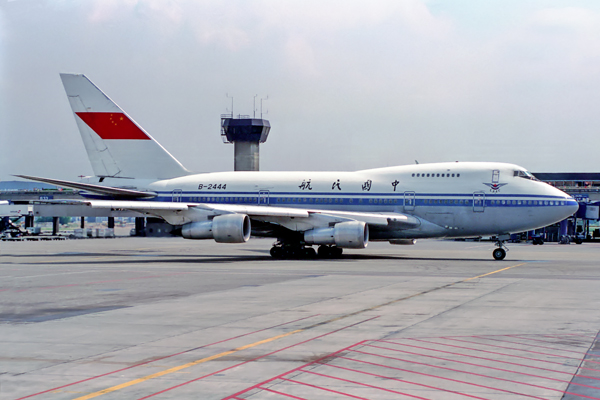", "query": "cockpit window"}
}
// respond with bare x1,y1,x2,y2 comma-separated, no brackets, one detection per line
514,170,539,181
